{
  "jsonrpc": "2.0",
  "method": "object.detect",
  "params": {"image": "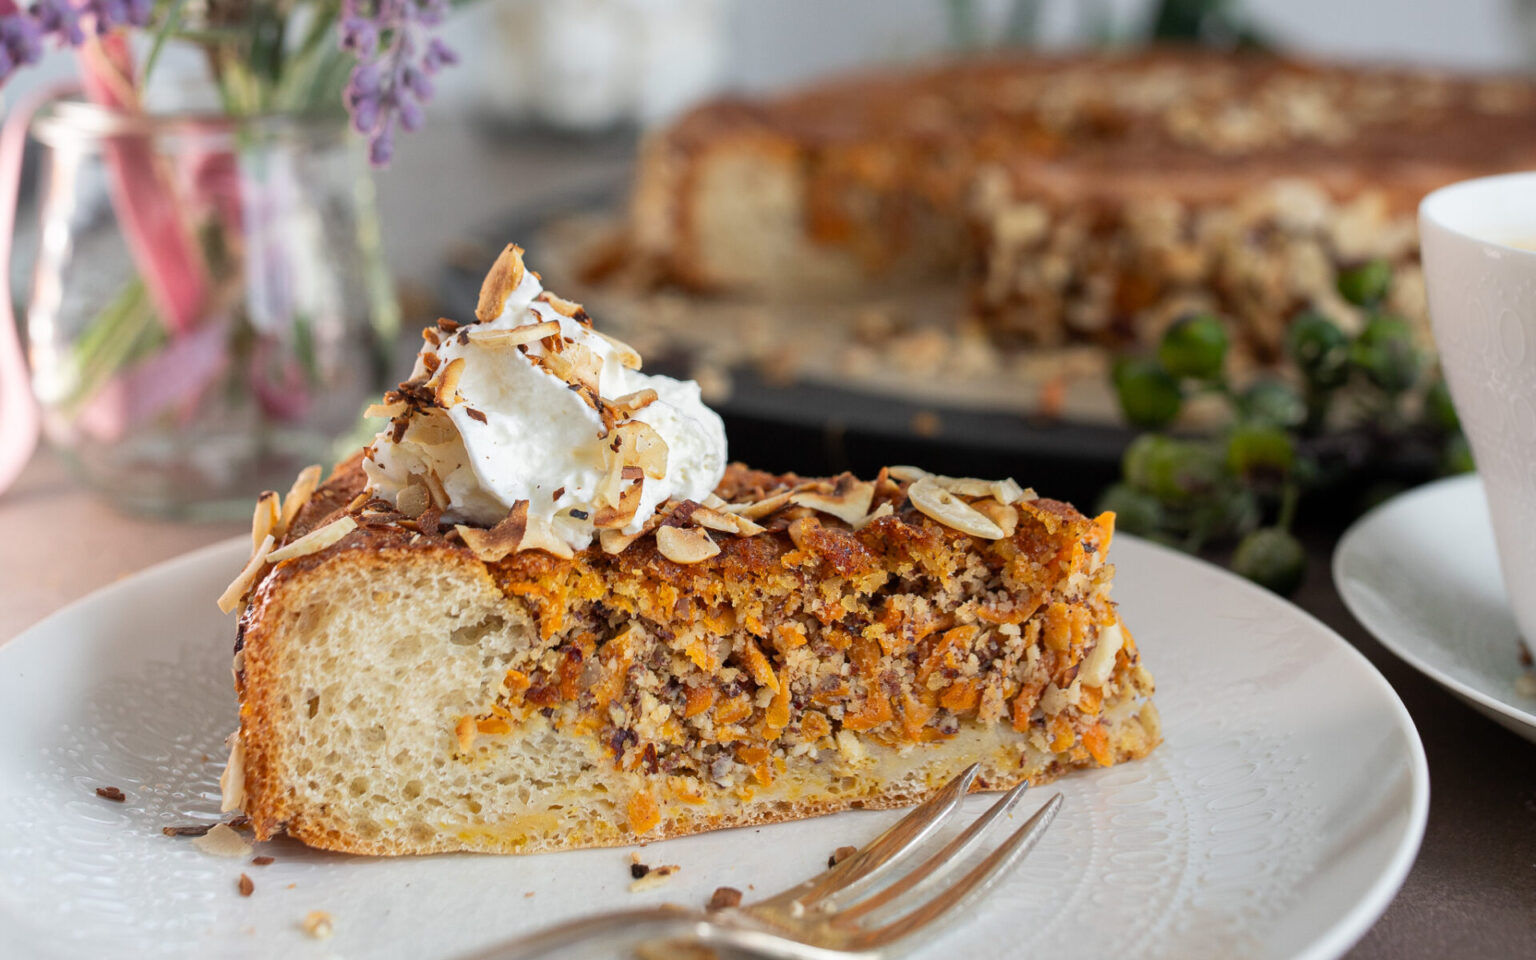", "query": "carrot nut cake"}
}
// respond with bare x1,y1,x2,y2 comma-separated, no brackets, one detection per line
627,50,1536,359
216,245,1159,855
